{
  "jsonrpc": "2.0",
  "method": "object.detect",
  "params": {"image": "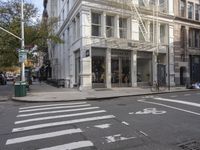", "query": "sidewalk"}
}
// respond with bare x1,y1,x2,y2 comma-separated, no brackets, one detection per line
11,81,192,102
